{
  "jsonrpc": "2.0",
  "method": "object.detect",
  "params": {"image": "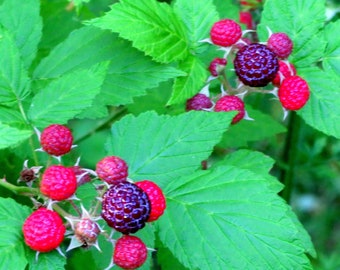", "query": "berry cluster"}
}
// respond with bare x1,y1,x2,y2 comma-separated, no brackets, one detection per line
19,124,166,269
187,18,310,123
